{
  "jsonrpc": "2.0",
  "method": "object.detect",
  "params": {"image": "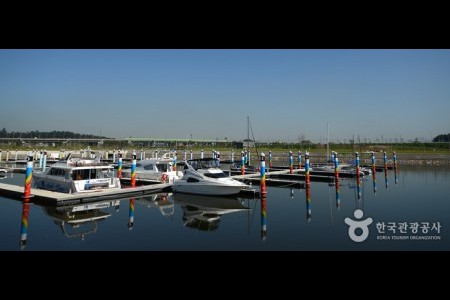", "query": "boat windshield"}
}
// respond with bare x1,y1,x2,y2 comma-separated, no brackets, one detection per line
72,168,114,180
204,173,228,178
189,159,220,170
